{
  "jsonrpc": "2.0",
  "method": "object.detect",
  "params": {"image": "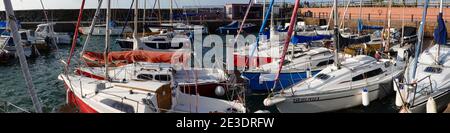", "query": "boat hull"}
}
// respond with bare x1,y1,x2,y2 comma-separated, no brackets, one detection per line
243,70,321,93
408,88,450,113
63,82,98,113
276,82,392,113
